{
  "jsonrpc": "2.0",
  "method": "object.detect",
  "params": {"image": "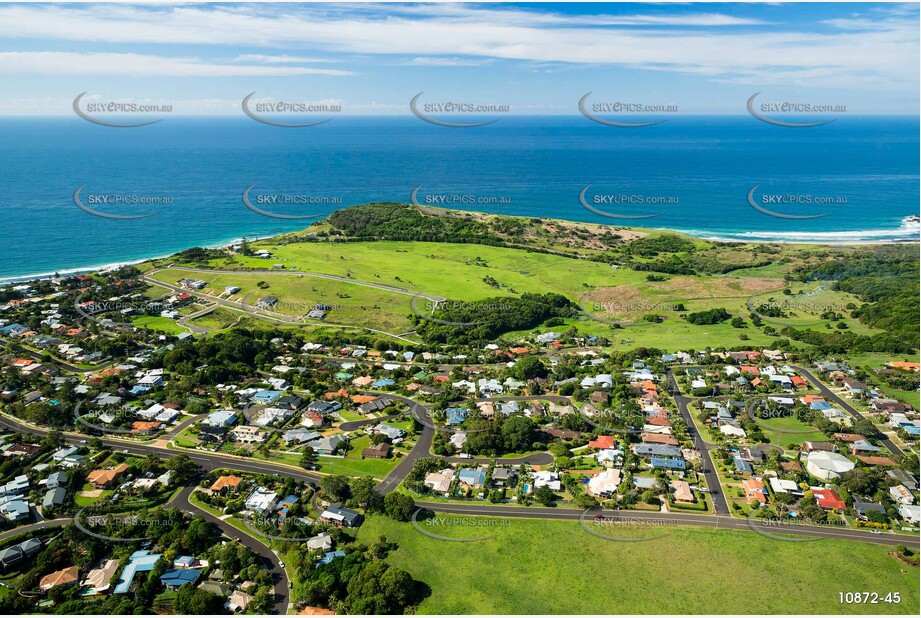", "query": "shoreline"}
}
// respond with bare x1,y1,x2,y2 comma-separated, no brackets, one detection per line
1,215,918,286
0,232,281,285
